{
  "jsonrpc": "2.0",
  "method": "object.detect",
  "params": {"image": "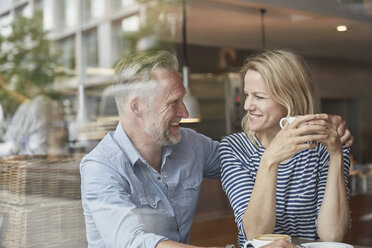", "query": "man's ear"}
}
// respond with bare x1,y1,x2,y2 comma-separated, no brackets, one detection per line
129,97,141,117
